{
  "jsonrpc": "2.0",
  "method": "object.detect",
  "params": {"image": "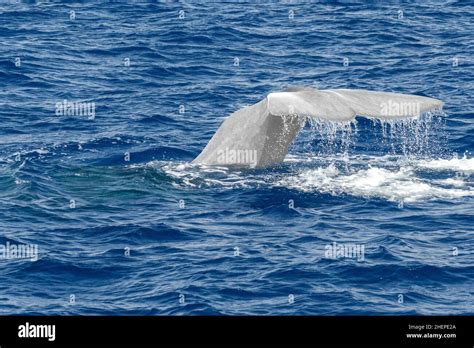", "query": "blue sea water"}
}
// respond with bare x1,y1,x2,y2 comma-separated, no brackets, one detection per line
0,1,473,315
